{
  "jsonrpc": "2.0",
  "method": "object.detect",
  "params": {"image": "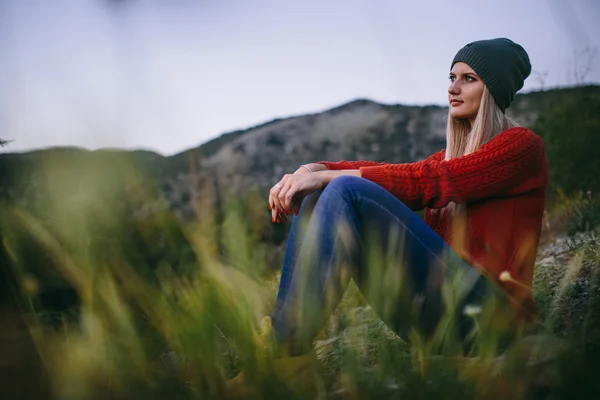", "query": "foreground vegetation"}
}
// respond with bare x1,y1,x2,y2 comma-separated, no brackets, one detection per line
2,182,599,399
